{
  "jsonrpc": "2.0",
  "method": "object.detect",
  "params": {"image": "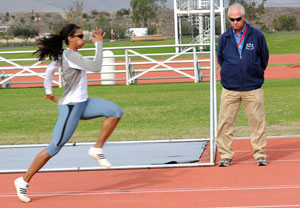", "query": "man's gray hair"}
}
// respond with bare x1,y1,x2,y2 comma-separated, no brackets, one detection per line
228,3,245,16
